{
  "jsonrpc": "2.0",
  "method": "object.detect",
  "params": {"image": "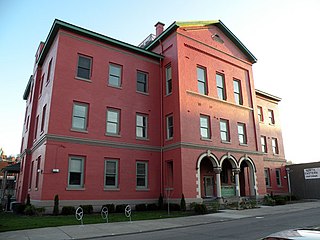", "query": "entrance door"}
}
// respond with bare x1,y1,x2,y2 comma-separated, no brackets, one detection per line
204,176,213,197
